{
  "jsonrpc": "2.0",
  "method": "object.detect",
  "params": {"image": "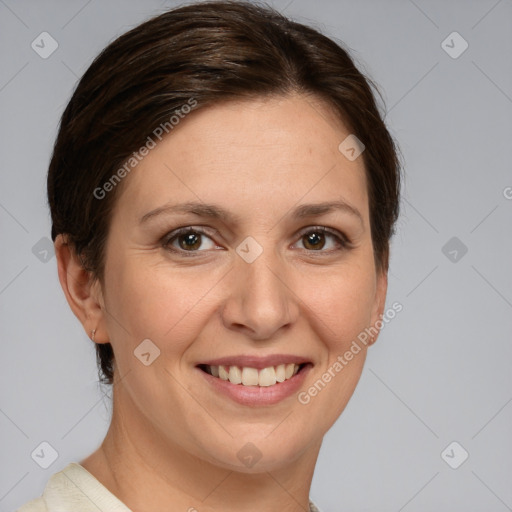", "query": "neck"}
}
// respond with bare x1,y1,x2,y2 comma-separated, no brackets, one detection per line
81,386,321,512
